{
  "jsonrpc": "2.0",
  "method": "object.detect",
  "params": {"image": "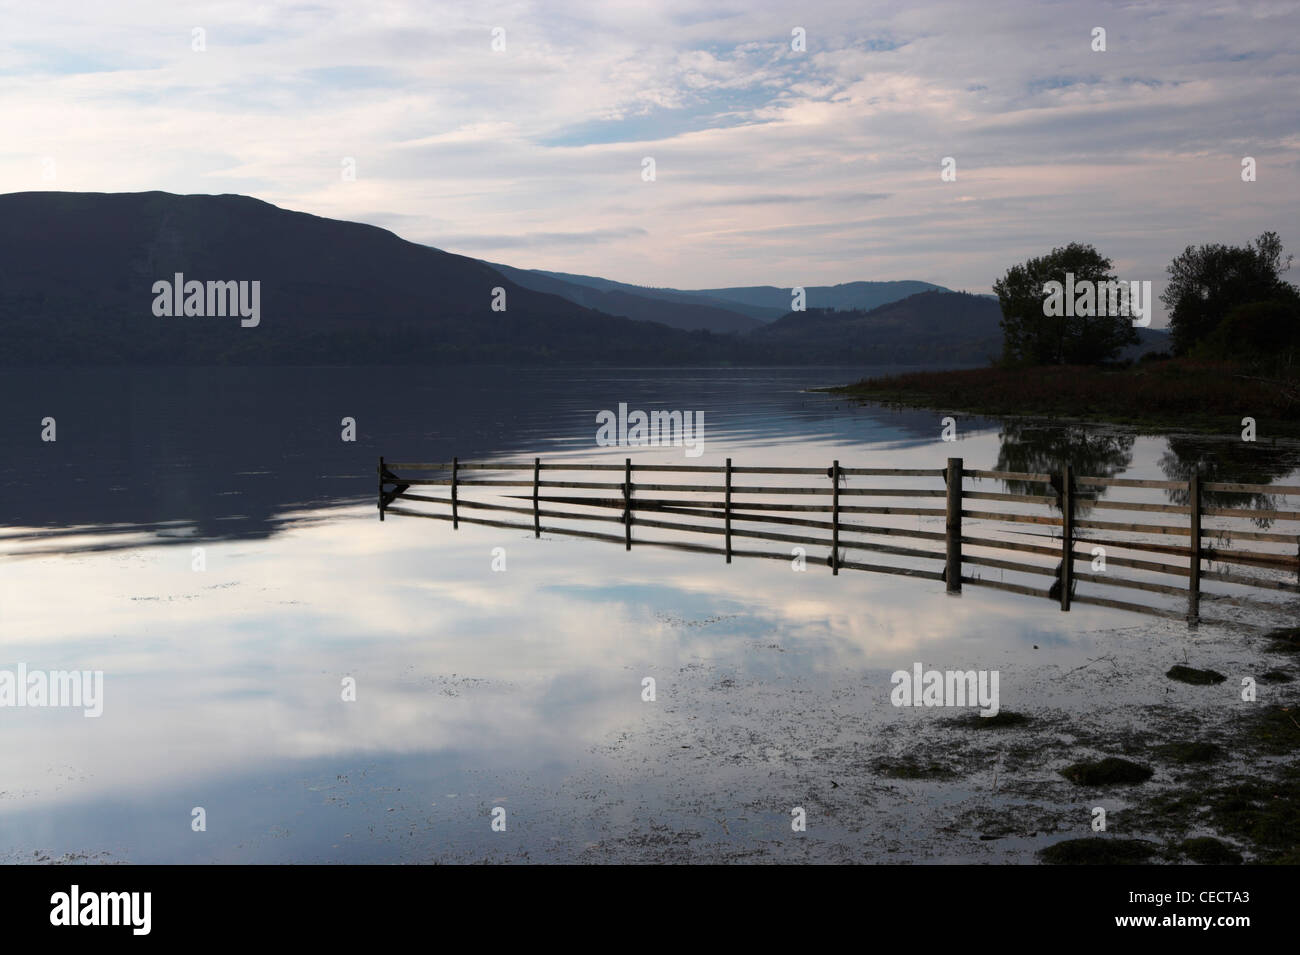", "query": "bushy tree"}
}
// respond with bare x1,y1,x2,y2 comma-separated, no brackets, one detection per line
1160,231,1295,355
994,243,1139,365
1193,289,1300,365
